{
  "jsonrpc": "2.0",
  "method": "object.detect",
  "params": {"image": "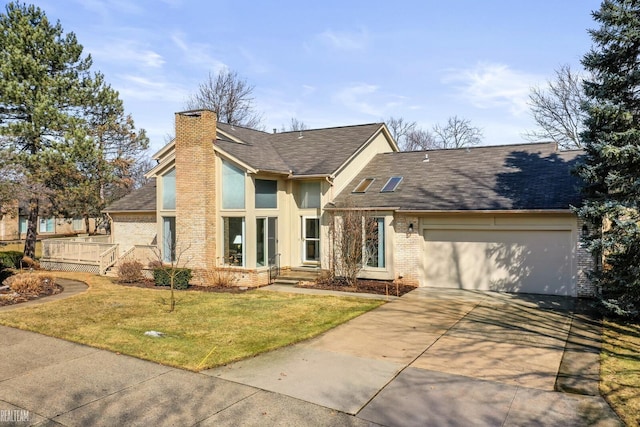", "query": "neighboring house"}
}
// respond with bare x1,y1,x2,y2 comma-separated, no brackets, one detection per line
0,201,97,241
104,109,593,297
